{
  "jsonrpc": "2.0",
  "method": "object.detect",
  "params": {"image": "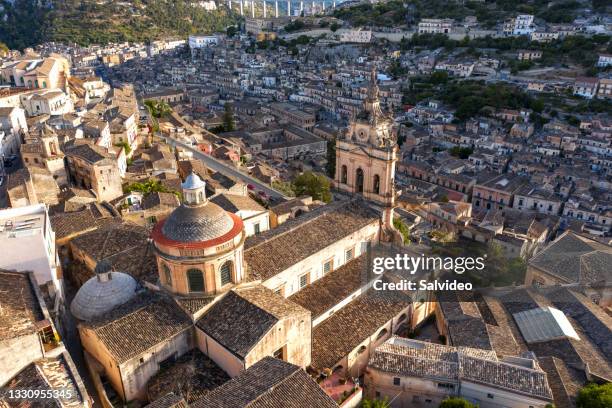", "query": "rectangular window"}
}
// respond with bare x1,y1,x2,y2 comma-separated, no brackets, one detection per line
299,273,309,288
345,247,354,263
254,222,261,235
323,259,333,274
393,377,400,386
